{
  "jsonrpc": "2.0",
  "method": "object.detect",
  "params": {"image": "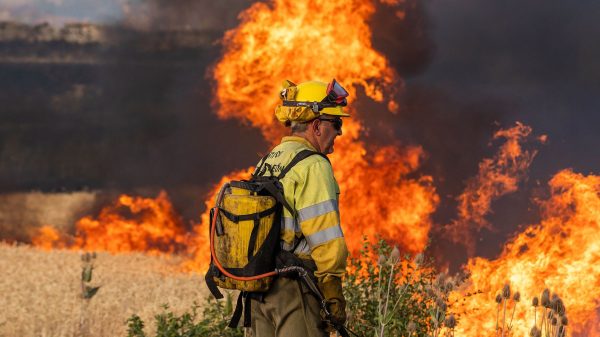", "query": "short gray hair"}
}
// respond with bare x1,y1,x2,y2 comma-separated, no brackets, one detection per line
290,121,309,133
